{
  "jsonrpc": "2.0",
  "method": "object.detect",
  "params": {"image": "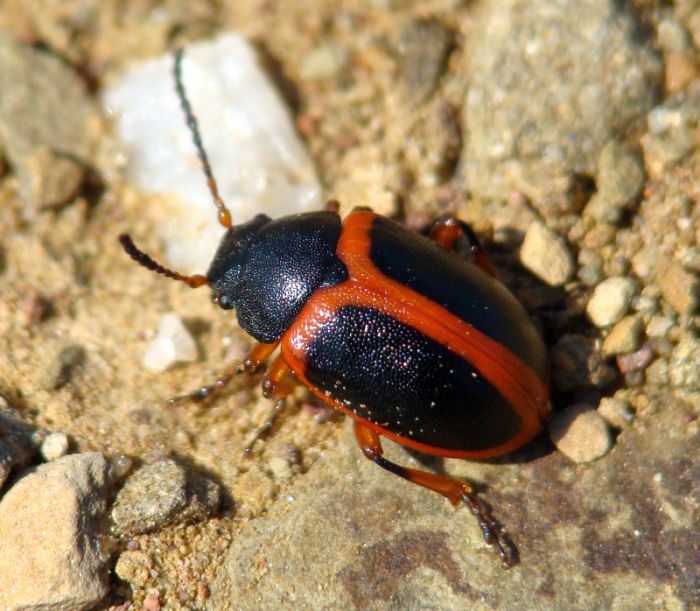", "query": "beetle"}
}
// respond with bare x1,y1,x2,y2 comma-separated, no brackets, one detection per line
119,49,550,567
